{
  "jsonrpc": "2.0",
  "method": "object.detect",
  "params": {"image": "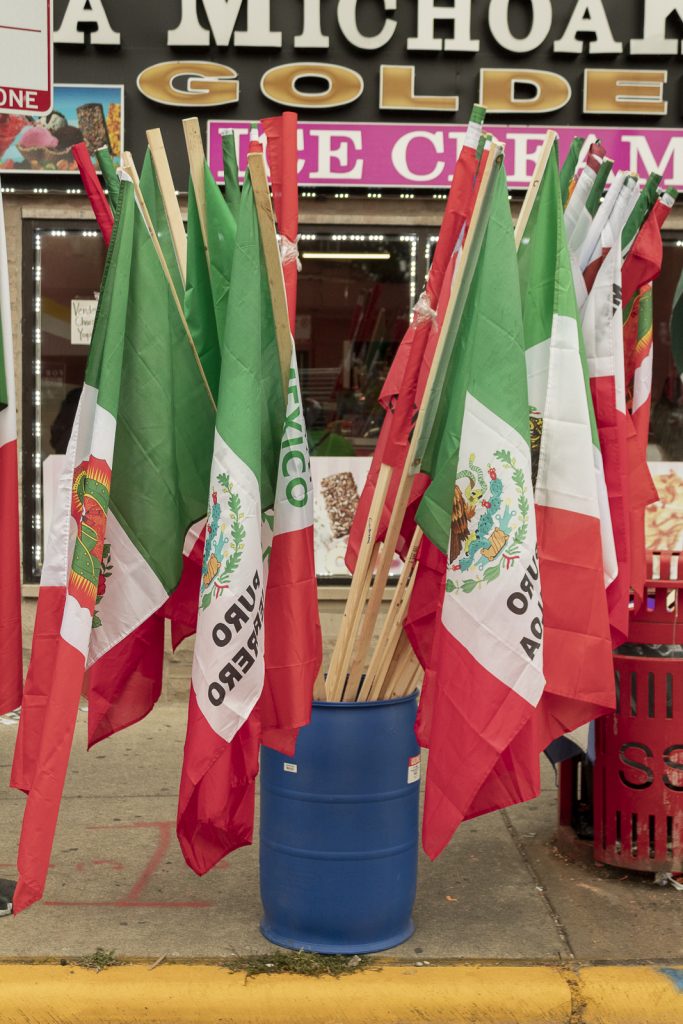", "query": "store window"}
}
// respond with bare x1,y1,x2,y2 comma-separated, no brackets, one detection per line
23,223,106,583
23,225,421,583
296,231,417,577
645,237,683,554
